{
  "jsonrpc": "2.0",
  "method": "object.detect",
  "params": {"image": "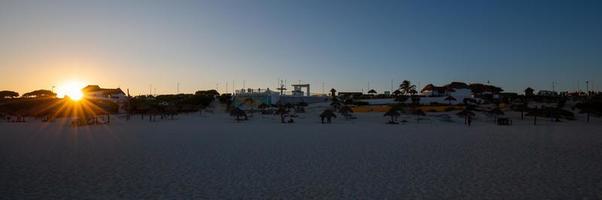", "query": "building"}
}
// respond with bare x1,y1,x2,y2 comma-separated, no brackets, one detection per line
537,90,558,97
81,85,129,112
338,92,363,99
418,82,503,104
468,83,503,98
232,85,328,109
421,82,472,98
232,88,281,108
